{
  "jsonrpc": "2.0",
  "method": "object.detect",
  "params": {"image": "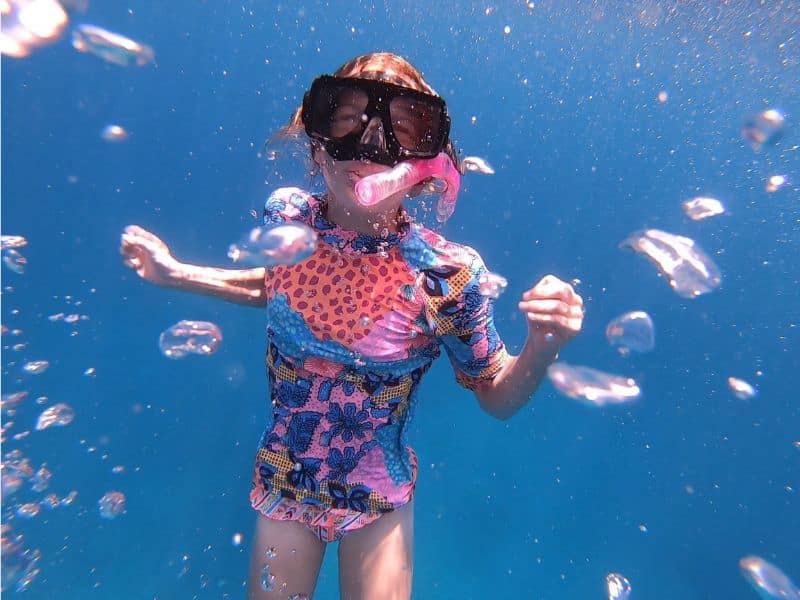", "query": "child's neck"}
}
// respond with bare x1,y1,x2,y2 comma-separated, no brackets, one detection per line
324,194,403,237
